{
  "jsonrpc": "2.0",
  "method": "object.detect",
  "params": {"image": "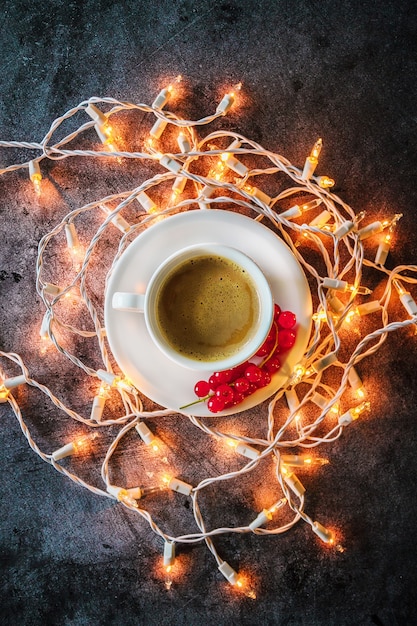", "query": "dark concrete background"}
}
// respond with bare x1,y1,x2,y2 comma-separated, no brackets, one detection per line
1,1,417,625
